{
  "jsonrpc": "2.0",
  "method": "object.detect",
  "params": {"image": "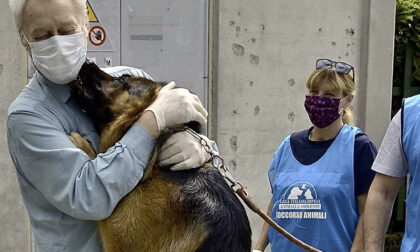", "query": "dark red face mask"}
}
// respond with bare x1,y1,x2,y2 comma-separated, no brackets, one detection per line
304,95,341,128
